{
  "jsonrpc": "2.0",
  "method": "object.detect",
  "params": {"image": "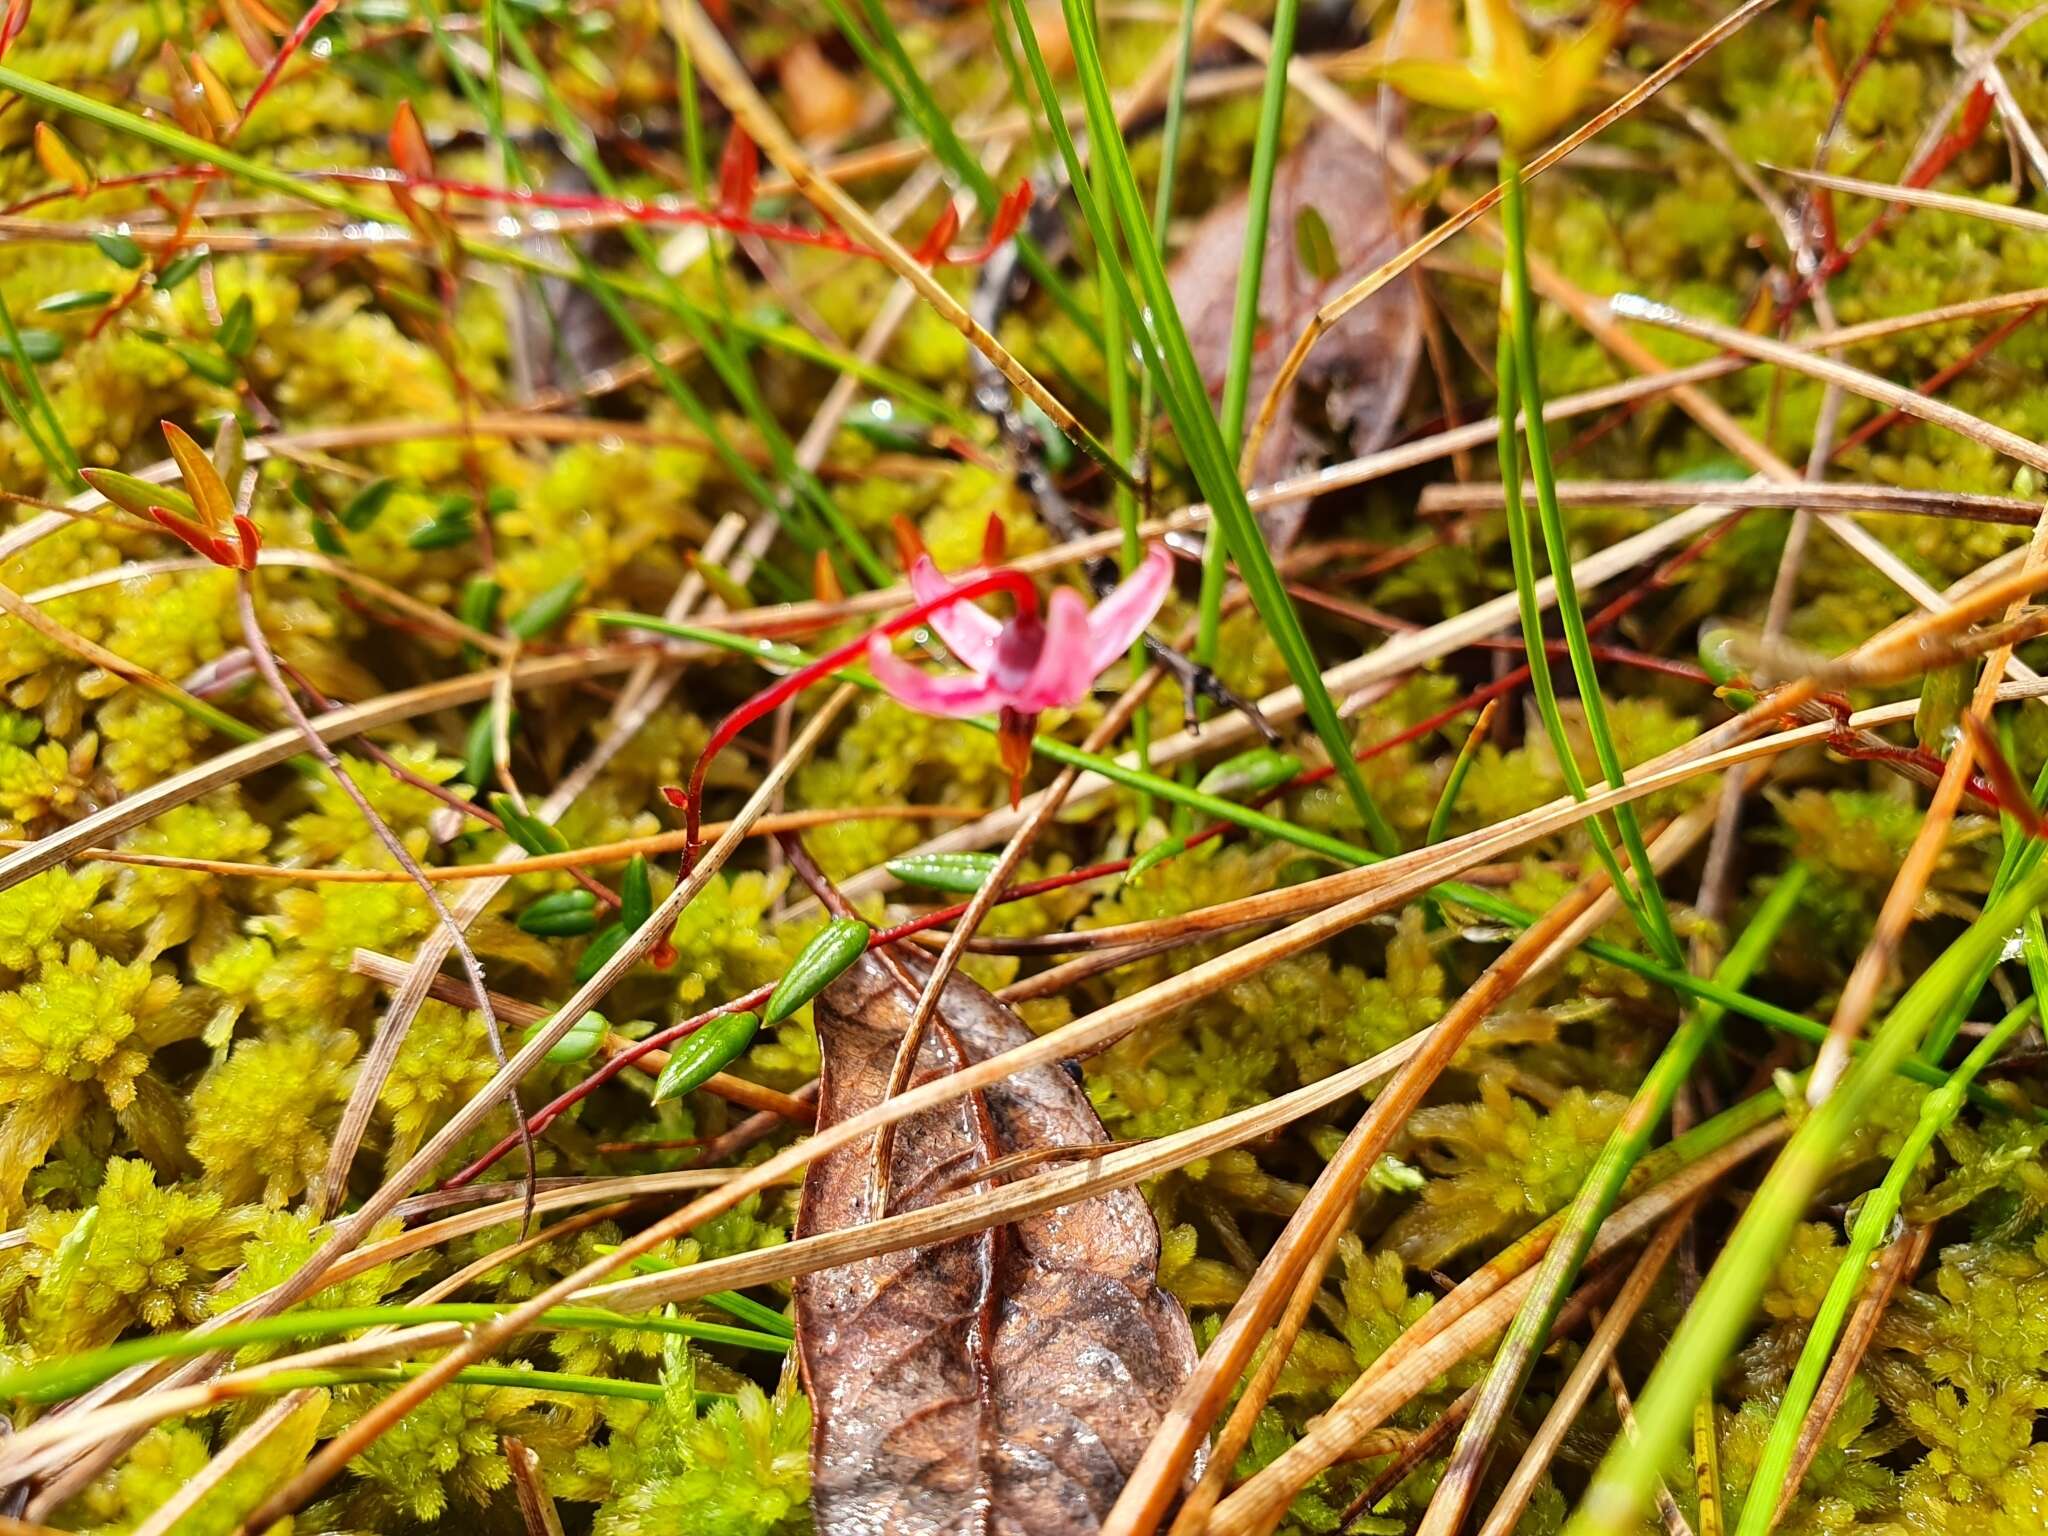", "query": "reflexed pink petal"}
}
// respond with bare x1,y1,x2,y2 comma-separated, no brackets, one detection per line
908,556,1000,673
1085,544,1173,673
1014,588,1098,711
866,637,1009,718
